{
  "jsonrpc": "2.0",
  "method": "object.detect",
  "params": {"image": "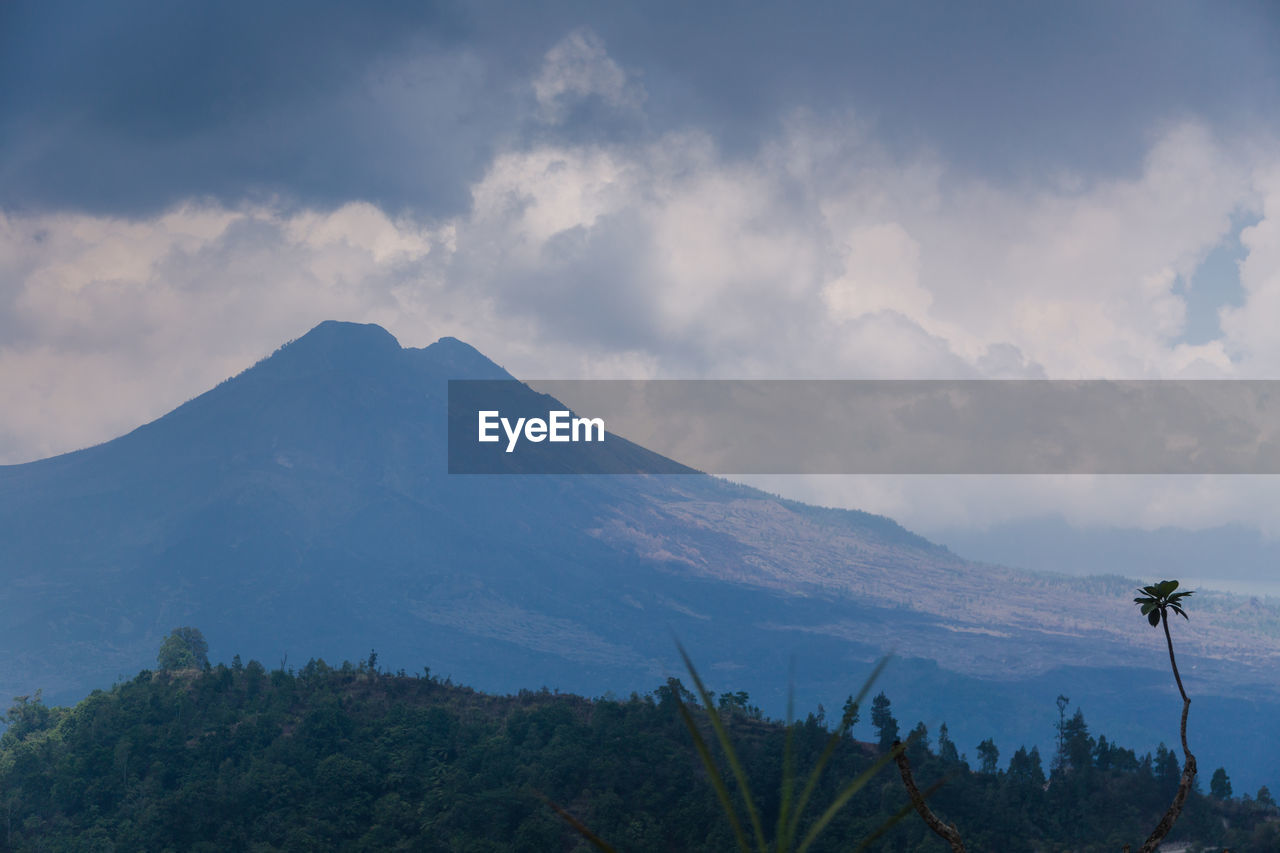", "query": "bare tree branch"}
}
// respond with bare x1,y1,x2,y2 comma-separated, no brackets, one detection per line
893,742,966,853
